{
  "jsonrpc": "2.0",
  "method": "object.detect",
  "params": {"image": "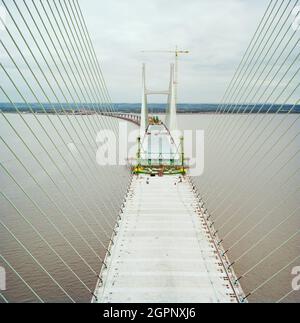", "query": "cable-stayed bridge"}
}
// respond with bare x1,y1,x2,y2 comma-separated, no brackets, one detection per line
0,0,299,303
